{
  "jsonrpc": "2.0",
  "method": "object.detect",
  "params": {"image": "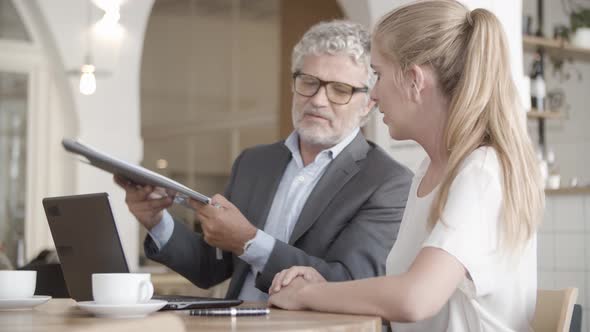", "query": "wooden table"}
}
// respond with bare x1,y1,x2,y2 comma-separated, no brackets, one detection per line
0,299,381,332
